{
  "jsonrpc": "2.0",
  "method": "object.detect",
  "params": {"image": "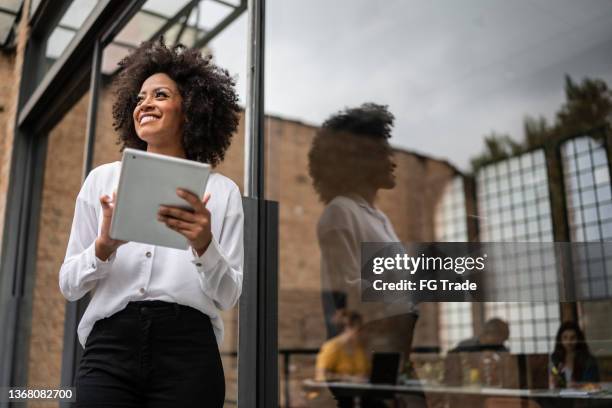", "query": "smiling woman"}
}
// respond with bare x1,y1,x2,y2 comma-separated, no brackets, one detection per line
58,38,244,408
